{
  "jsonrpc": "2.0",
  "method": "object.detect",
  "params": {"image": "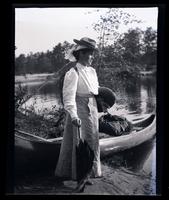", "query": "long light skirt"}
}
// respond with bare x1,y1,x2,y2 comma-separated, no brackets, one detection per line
55,96,102,180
